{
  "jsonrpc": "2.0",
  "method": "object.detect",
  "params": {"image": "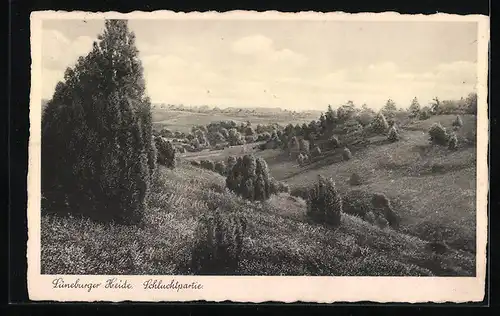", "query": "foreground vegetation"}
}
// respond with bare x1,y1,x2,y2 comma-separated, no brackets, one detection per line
41,162,475,276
